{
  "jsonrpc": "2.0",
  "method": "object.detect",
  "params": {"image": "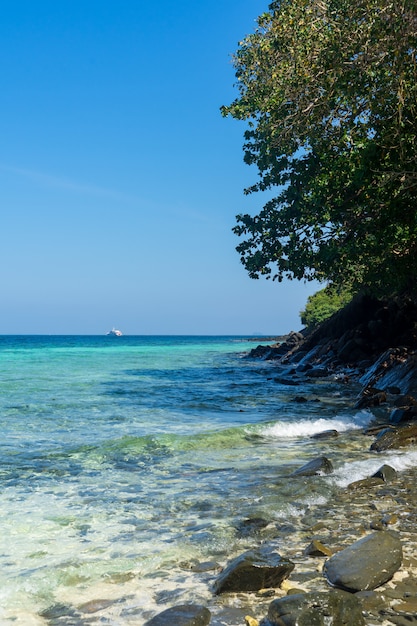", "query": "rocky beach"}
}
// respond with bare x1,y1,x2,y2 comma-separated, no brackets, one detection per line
145,295,417,626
